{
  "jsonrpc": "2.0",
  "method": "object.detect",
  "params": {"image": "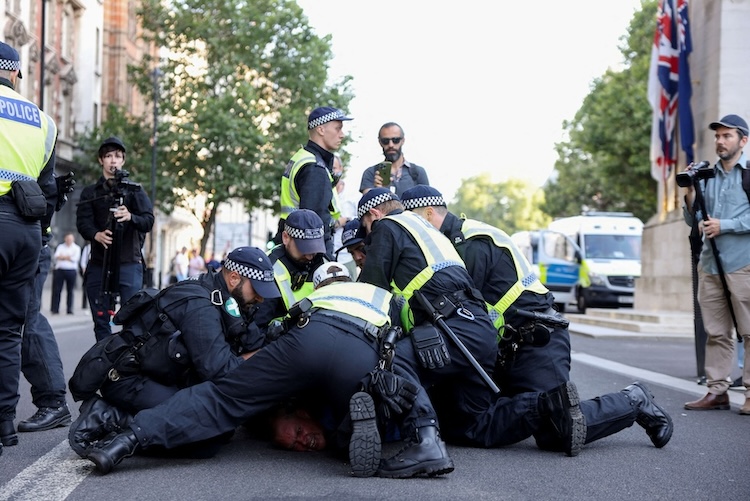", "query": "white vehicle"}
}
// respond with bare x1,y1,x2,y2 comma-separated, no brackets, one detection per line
547,212,643,312
510,229,580,313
